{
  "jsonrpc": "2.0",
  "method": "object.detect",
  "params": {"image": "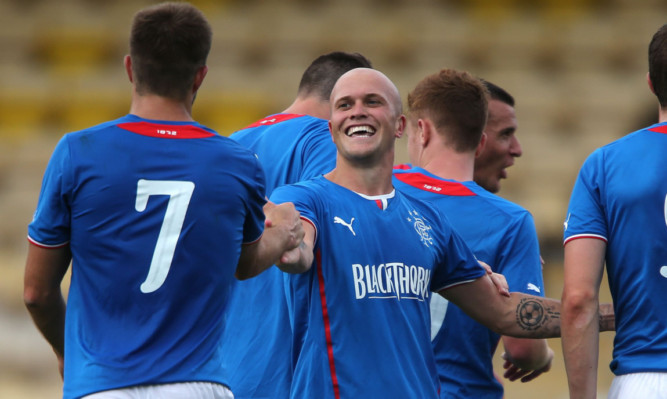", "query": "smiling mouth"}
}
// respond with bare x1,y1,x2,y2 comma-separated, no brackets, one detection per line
345,125,376,137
